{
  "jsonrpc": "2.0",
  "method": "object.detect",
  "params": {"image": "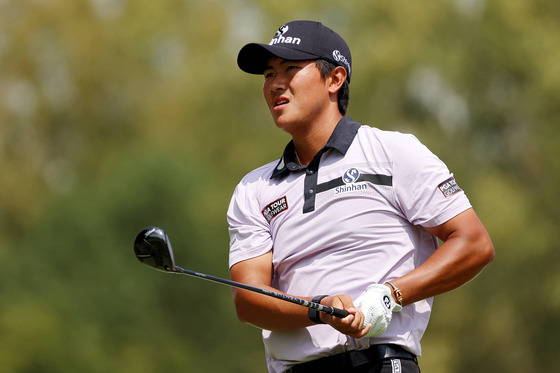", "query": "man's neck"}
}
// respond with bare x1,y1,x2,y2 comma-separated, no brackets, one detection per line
291,111,343,165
